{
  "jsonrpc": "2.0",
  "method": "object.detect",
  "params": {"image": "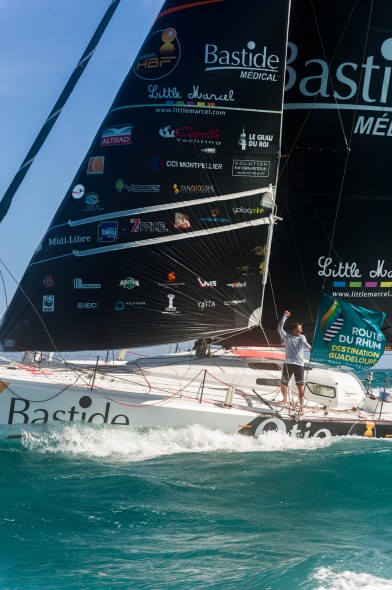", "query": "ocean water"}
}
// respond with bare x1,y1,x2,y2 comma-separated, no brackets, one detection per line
1,370,392,590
